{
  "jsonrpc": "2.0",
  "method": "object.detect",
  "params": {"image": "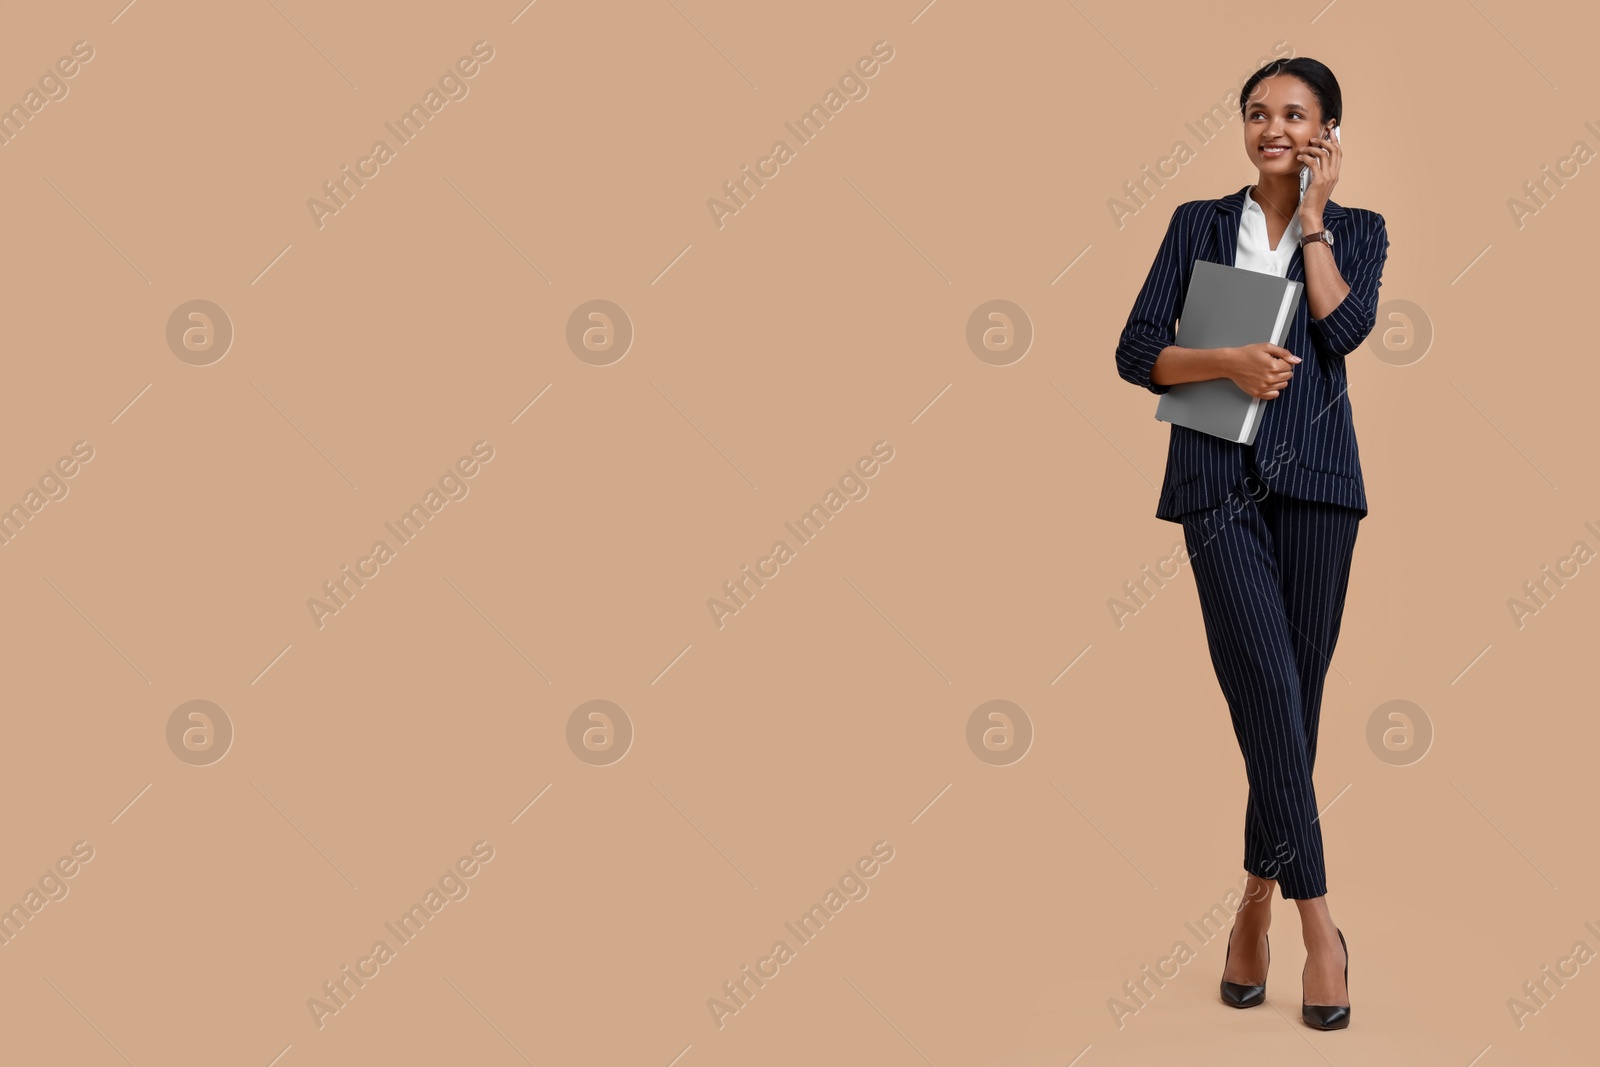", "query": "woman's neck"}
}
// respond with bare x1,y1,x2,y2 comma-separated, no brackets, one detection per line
1250,175,1302,225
